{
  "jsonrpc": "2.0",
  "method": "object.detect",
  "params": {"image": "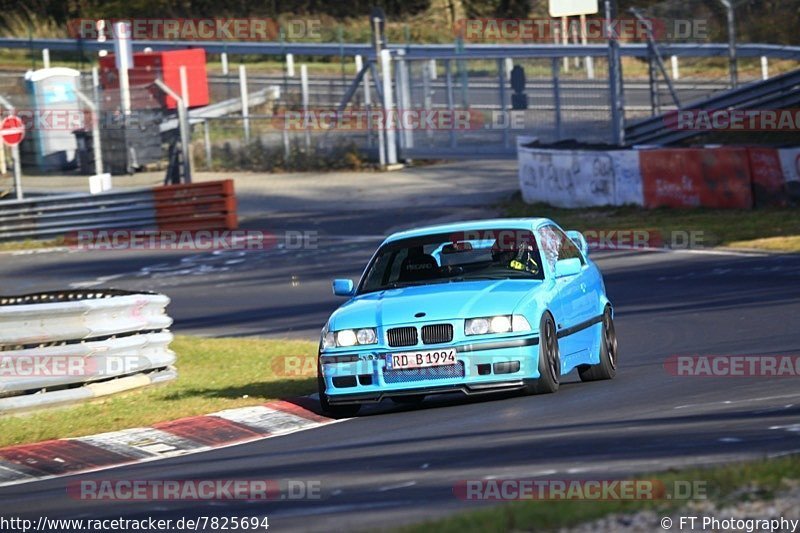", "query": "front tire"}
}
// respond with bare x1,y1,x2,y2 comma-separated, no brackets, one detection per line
317,369,361,418
578,306,617,382
525,313,560,395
